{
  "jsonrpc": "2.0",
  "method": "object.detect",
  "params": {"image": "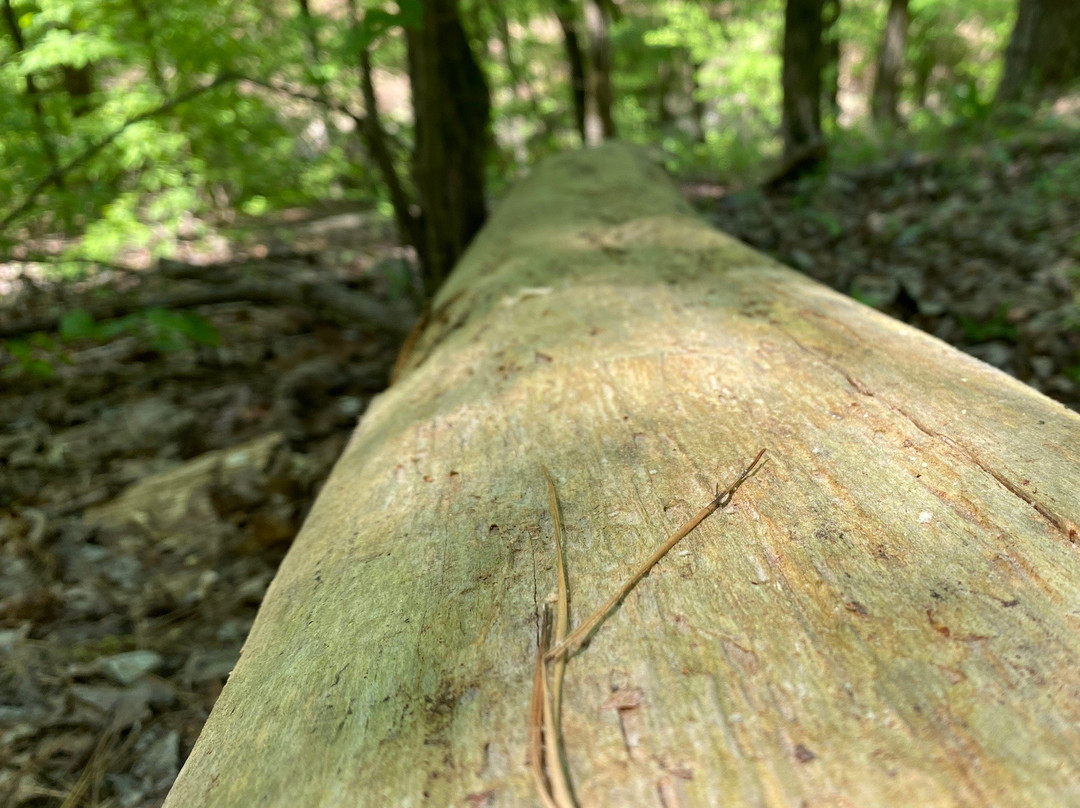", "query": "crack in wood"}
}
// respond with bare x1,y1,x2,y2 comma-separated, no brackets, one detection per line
778,323,1077,546
891,403,1076,544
